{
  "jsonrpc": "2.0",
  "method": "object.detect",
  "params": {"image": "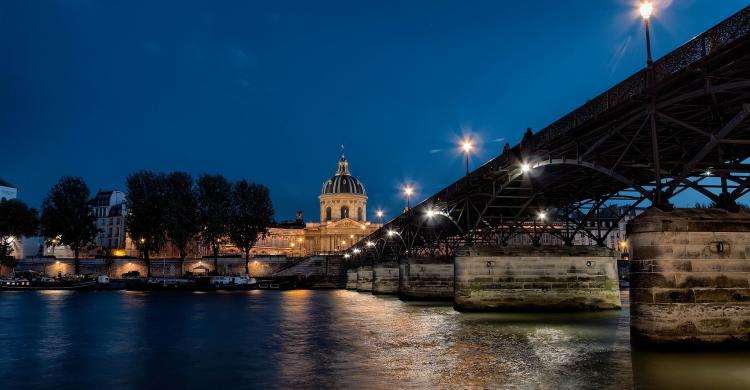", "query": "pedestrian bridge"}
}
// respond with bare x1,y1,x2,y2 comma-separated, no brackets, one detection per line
345,6,750,347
